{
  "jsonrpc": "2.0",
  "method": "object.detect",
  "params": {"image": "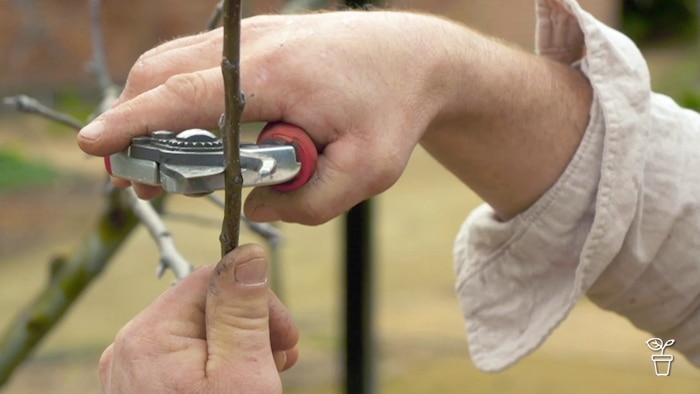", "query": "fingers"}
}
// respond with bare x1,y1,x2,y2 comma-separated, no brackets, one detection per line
79,29,223,156
123,266,213,341
76,20,280,157
78,67,225,156
245,137,404,224
273,347,299,372
109,178,162,200
205,244,280,381
77,16,298,158
99,267,213,392
117,30,222,105
99,344,114,393
268,287,299,372
101,246,297,393
268,290,298,352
